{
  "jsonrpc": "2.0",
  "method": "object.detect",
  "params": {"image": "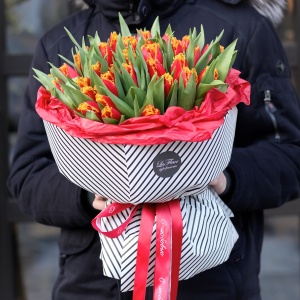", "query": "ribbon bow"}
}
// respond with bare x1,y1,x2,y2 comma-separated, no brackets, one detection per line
92,200,183,300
